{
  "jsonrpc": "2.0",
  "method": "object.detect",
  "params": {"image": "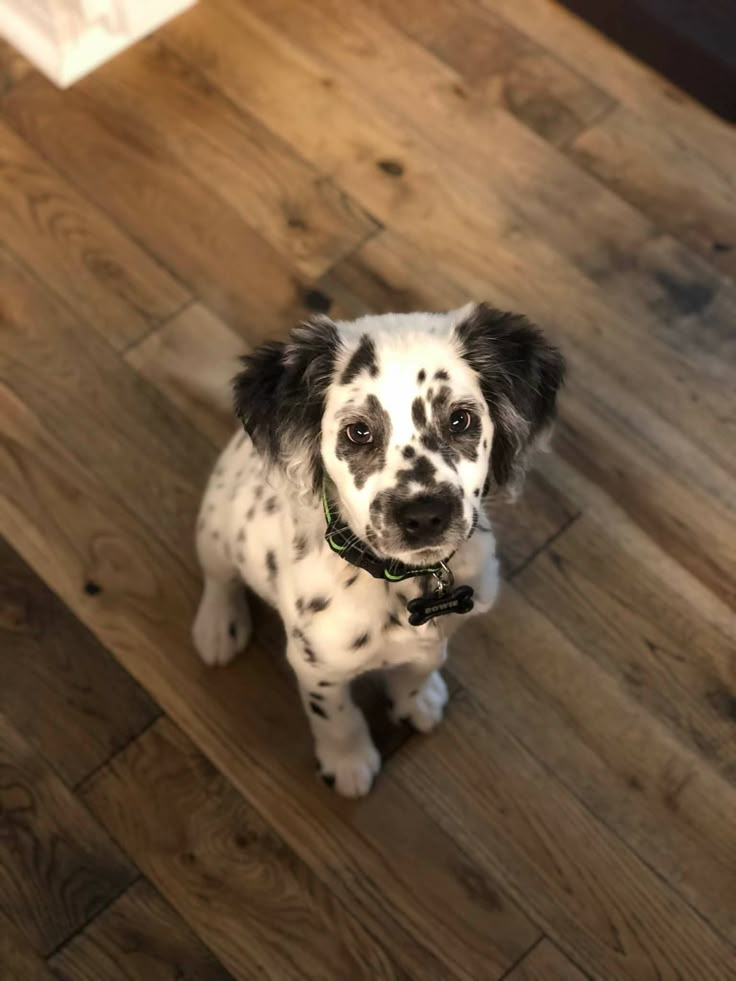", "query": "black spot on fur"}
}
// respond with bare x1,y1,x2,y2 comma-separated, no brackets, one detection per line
264,496,279,514
304,288,332,313
84,580,101,596
412,397,427,429
336,393,392,489
402,445,415,459
310,701,328,719
341,334,379,385
254,486,264,501
384,612,402,629
318,680,334,687
345,573,359,588
417,369,426,383
237,527,246,542
351,632,371,649
378,159,404,176
455,303,565,490
396,455,437,487
321,772,336,788
434,369,449,381
712,241,731,253
295,597,304,614
228,622,237,639
293,626,317,663
293,534,309,560
246,506,255,521
234,316,342,494
473,488,480,497
309,691,325,701
308,596,331,613
266,550,278,580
